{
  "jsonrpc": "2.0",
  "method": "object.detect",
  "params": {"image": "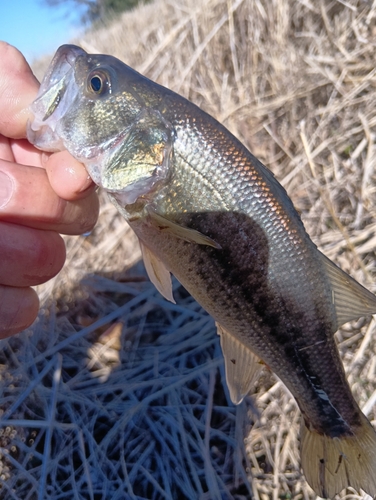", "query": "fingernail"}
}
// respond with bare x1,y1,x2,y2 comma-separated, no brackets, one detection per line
0,171,14,209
